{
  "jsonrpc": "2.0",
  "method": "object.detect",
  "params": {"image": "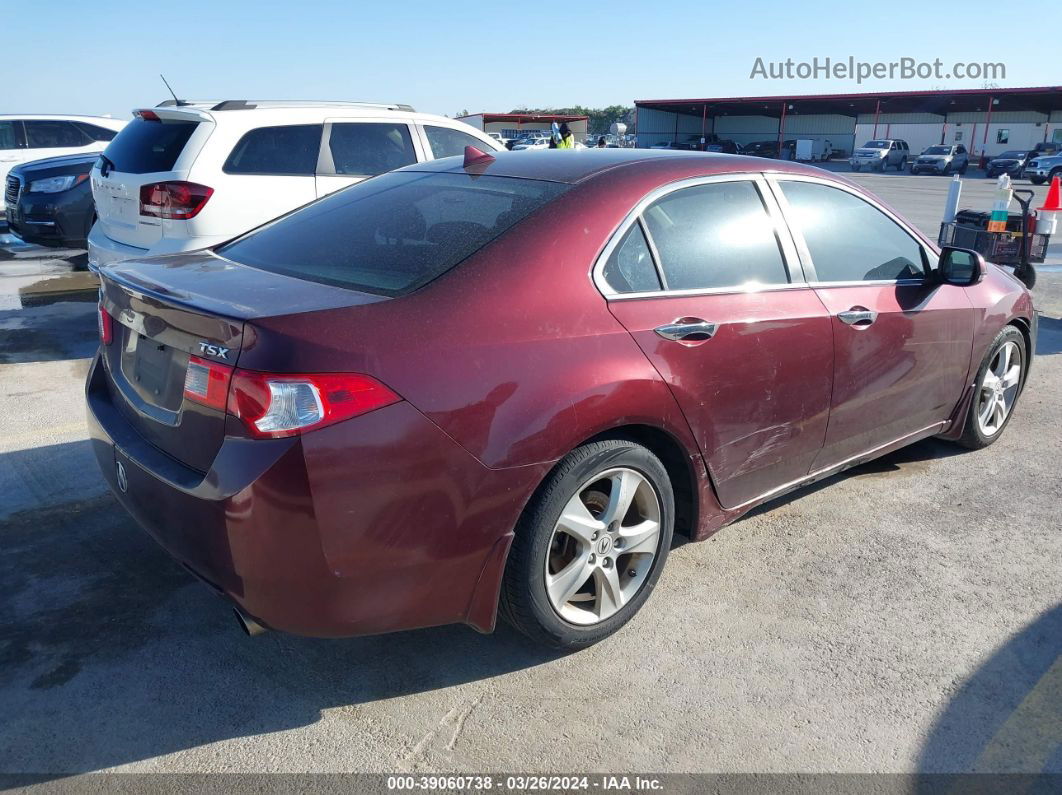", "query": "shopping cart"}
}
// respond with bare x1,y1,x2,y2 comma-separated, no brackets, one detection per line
937,189,1045,288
